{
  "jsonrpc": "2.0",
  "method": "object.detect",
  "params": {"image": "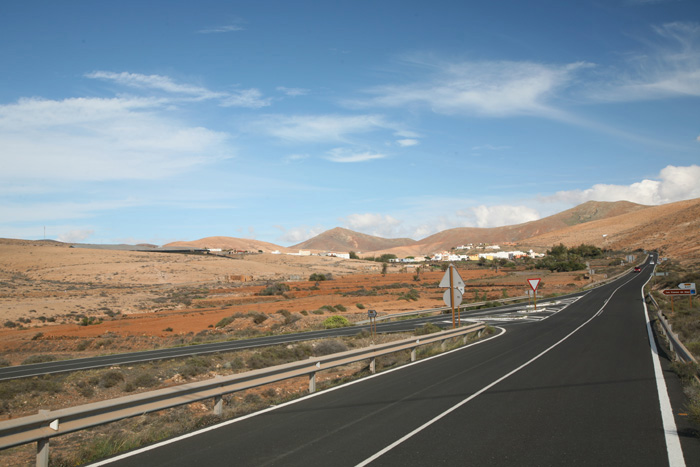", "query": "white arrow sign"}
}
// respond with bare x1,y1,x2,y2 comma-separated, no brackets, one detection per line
439,264,465,289
527,278,541,292
678,283,696,290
